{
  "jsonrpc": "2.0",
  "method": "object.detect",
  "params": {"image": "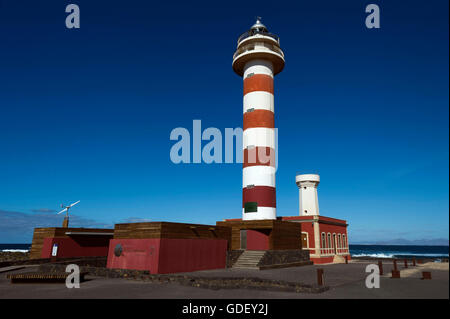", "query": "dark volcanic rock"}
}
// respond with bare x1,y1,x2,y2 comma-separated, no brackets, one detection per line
257,250,310,266
37,263,328,293
0,251,30,263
